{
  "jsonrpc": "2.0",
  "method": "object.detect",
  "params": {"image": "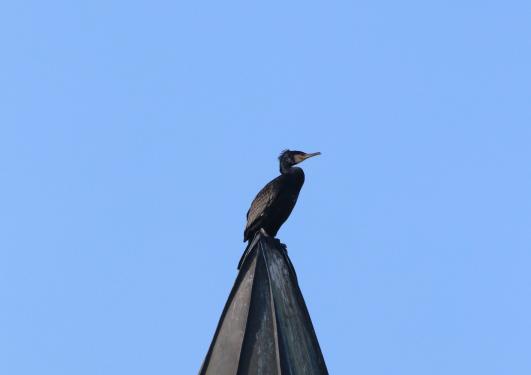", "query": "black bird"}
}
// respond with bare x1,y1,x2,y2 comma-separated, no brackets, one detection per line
238,149,320,269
